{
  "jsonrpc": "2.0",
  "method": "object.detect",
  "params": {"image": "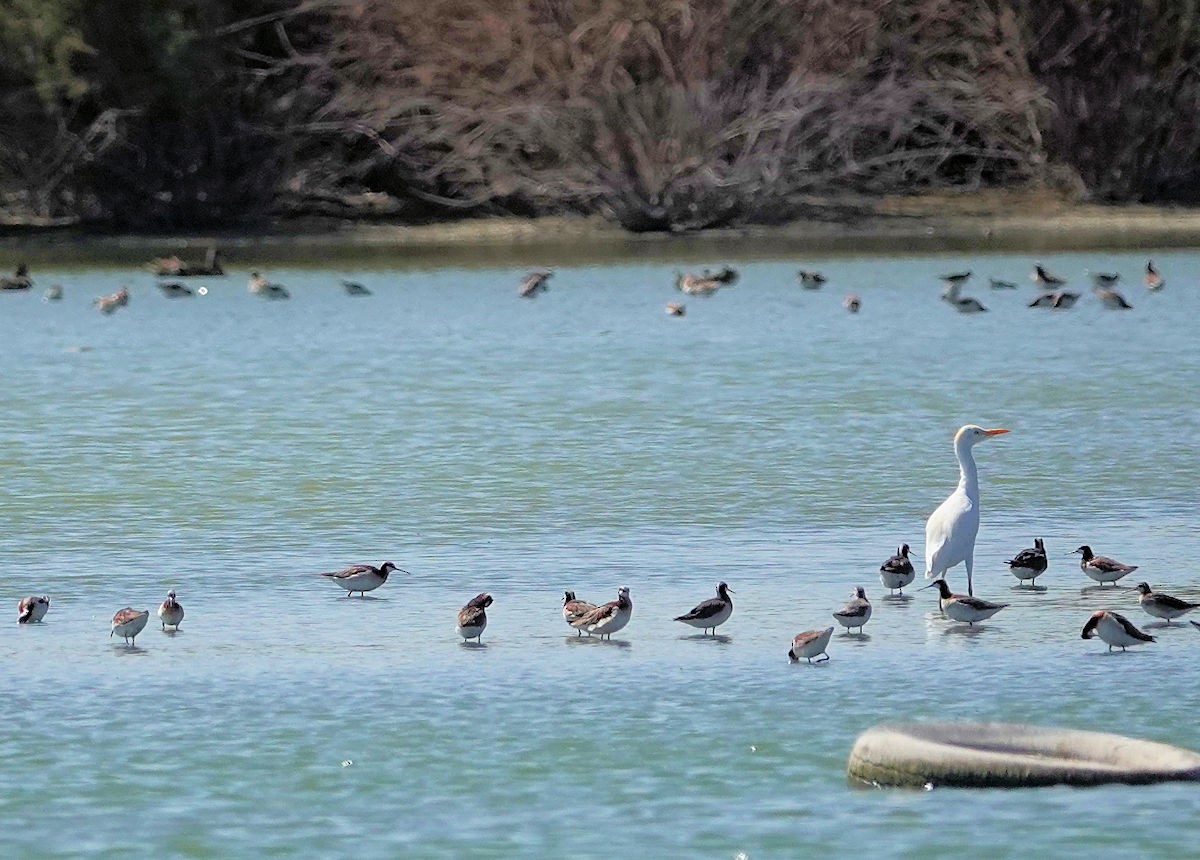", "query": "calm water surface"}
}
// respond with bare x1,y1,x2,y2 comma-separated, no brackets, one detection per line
2,251,1199,857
